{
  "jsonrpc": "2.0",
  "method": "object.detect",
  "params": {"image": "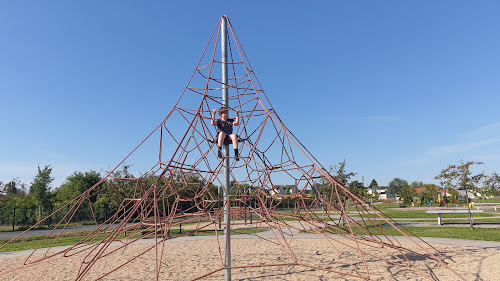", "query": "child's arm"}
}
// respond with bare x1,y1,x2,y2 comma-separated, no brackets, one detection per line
211,109,217,126
233,110,240,126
